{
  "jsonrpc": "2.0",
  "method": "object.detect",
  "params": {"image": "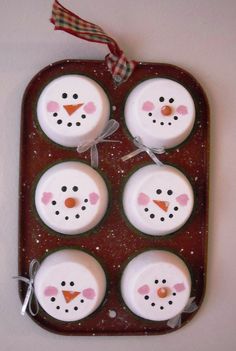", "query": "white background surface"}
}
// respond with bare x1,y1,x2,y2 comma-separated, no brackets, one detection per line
0,0,235,350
